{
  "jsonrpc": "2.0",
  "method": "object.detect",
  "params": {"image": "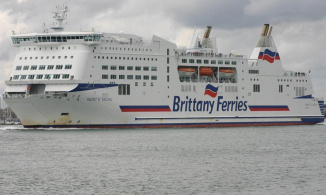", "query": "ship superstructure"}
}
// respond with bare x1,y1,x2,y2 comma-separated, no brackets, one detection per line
2,6,324,128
